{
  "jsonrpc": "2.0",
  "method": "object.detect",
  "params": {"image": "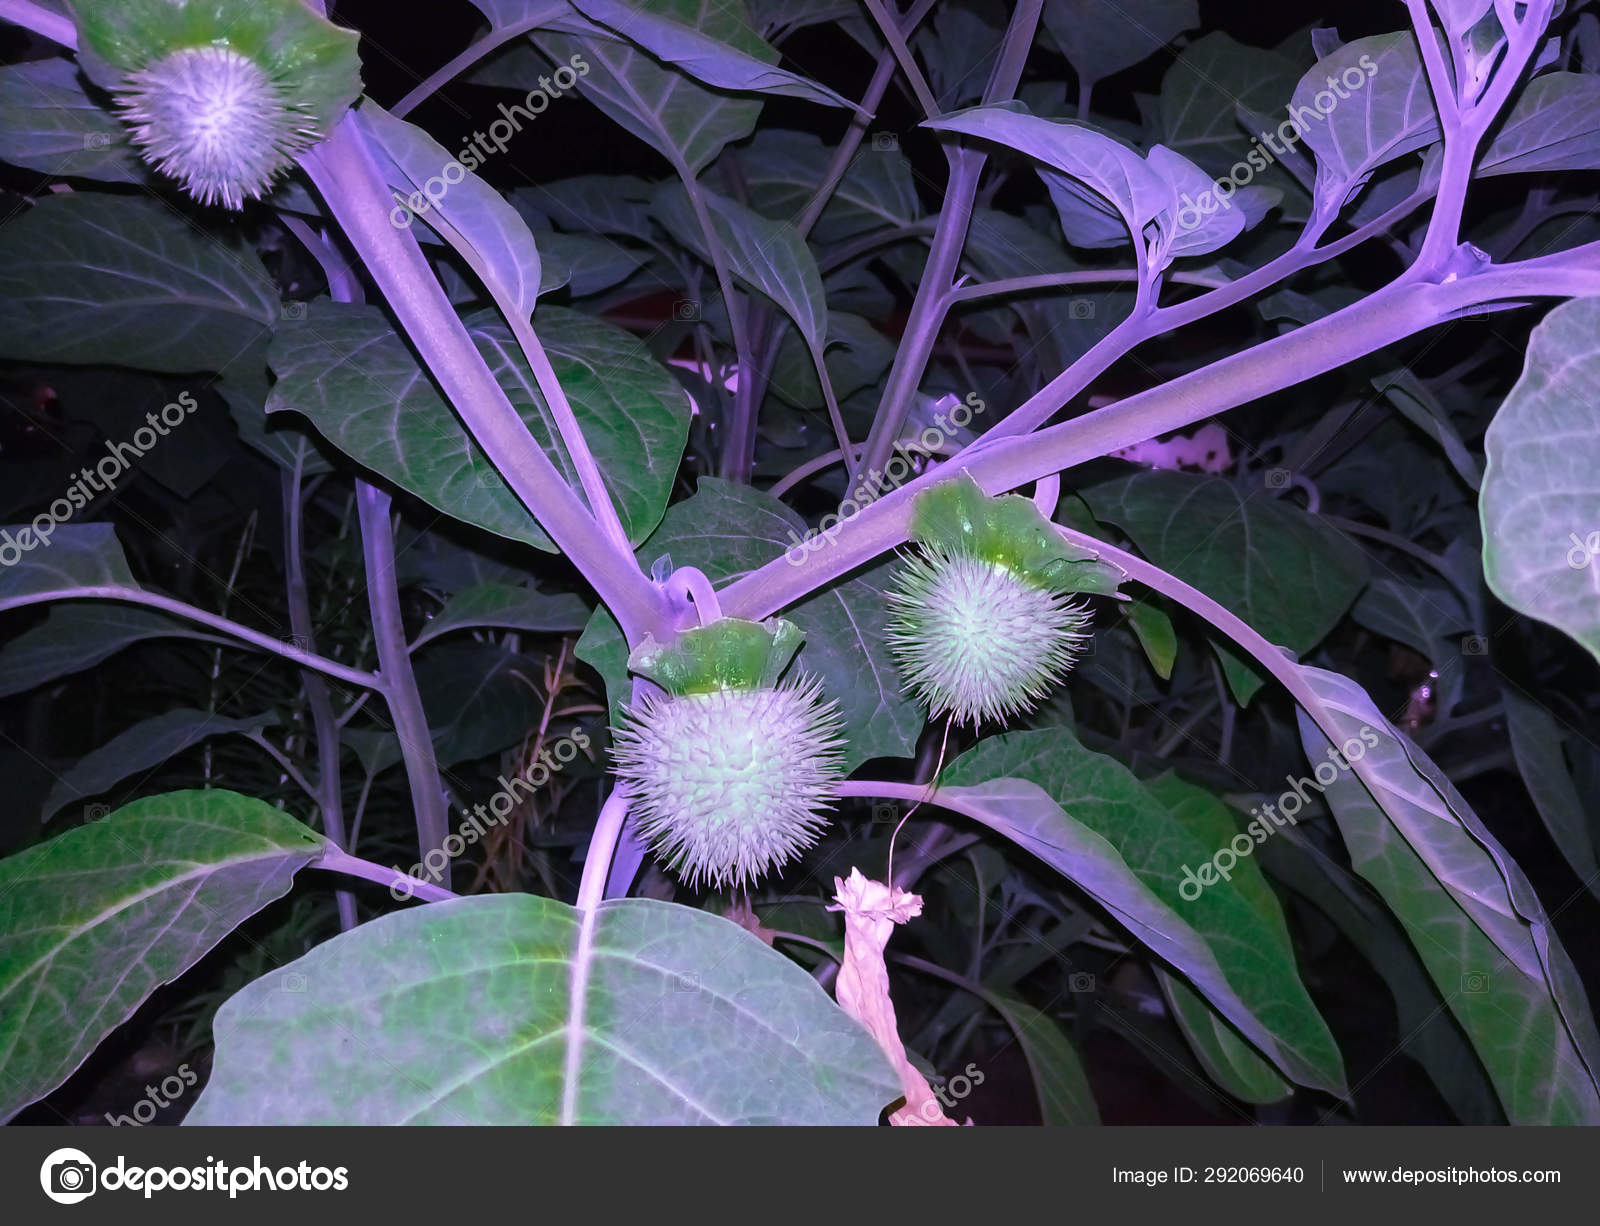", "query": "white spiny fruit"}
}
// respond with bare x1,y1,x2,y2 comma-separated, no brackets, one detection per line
116,46,317,209
888,548,1092,727
612,678,845,890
